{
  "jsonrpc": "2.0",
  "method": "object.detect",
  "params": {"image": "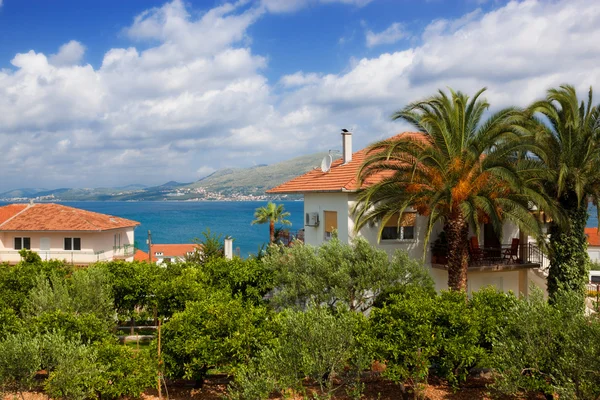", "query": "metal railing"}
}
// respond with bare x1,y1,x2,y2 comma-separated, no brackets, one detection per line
0,246,135,264
431,242,547,268
275,229,305,246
